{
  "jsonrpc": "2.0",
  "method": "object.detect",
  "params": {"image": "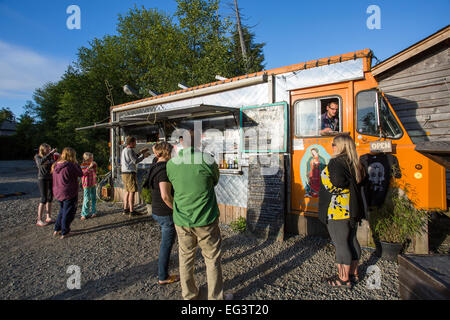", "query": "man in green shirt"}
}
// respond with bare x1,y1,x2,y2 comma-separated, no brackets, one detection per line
167,128,228,300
